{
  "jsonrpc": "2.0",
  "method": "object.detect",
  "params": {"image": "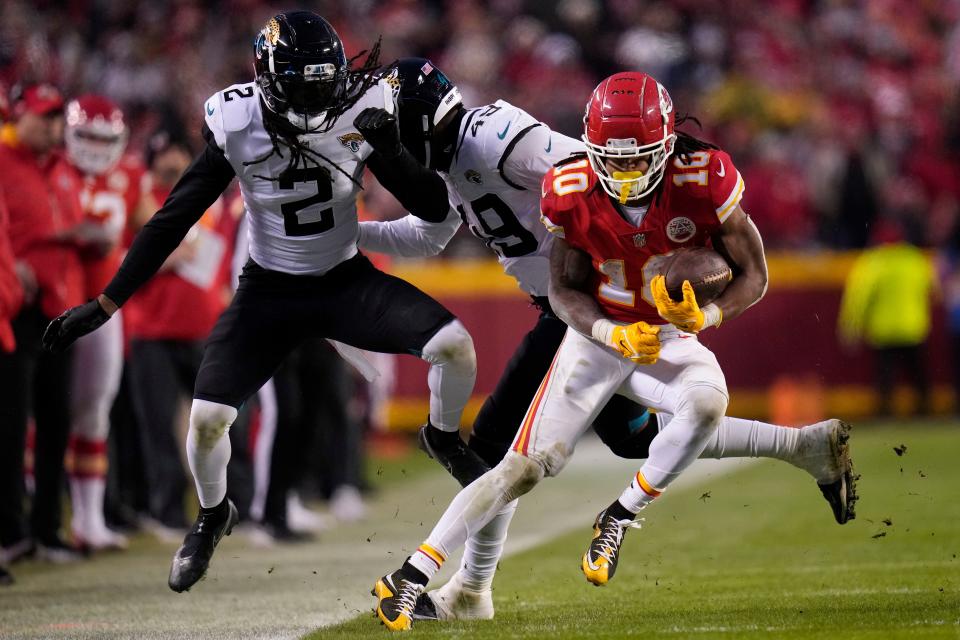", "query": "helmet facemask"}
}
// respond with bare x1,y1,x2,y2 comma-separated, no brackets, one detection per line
256,63,348,133
65,98,128,175
583,132,676,204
